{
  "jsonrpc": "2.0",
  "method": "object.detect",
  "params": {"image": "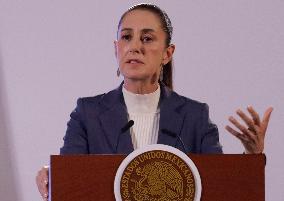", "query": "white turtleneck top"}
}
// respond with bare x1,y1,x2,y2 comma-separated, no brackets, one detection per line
122,85,160,149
